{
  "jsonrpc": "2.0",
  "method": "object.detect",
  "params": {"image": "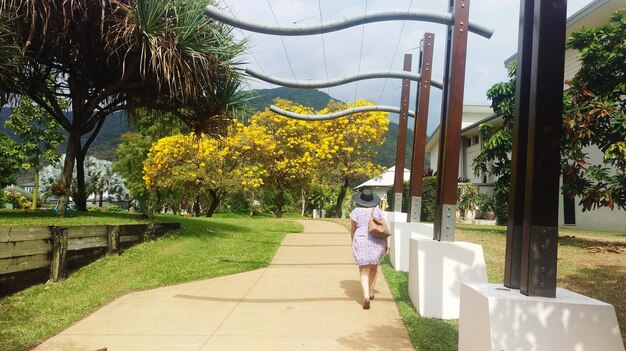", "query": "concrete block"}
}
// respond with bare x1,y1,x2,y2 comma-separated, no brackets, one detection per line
389,222,433,272
459,283,624,351
408,239,487,319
